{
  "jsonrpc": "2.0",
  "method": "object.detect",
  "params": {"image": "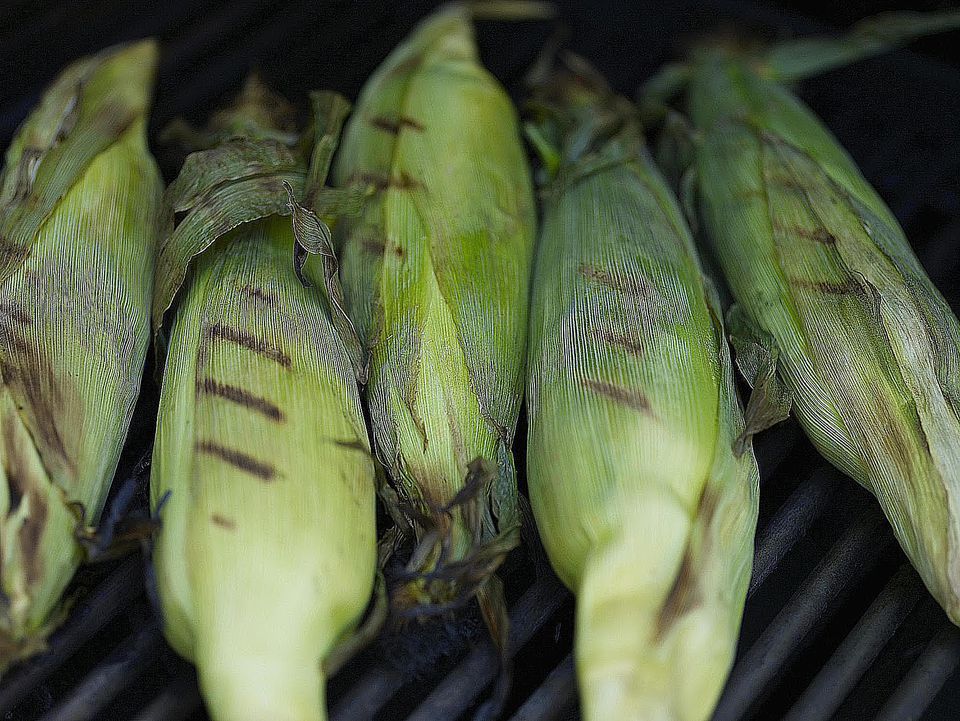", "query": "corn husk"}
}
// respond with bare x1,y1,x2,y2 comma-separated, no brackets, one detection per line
641,11,960,623
150,80,377,721
525,59,759,721
0,40,162,668
333,3,537,619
